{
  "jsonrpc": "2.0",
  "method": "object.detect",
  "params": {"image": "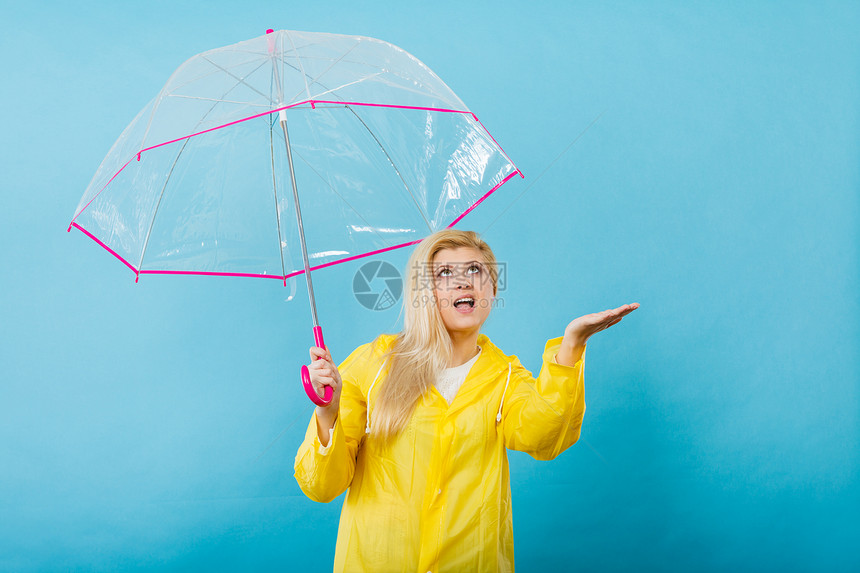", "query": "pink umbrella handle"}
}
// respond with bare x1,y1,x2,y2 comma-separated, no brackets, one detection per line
302,326,334,406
